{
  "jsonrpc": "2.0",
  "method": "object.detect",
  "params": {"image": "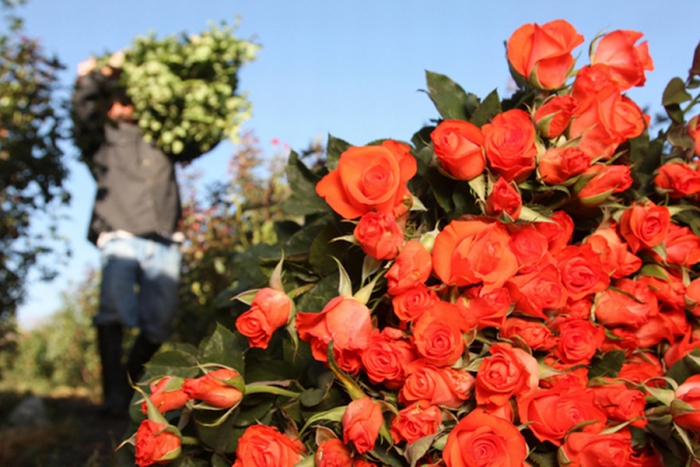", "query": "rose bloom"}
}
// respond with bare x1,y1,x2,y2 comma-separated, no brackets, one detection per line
390,400,443,444
342,396,383,454
591,29,654,91
430,119,485,180
182,368,242,409
386,240,432,295
672,374,700,431
619,201,671,253
353,211,404,260
555,244,610,301
585,224,641,279
141,376,189,414
577,164,633,206
296,296,373,374
508,224,551,274
391,284,437,324
500,317,557,351
475,343,539,407
443,408,527,467
433,219,517,290
233,424,306,467
412,300,468,367
517,386,606,446
689,115,700,156
654,162,700,198
617,352,663,386
686,277,700,317
506,19,584,89
457,285,511,330
592,383,647,428
534,210,574,254
506,263,568,319
551,318,605,365
594,278,658,328
400,362,474,409
639,272,686,309
534,95,578,138
485,177,522,220
361,328,417,390
482,109,538,182
637,307,688,351
315,140,417,219
315,438,353,467
538,146,591,185
662,223,700,267
664,328,700,368
134,420,181,467
560,429,641,467
236,287,293,349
